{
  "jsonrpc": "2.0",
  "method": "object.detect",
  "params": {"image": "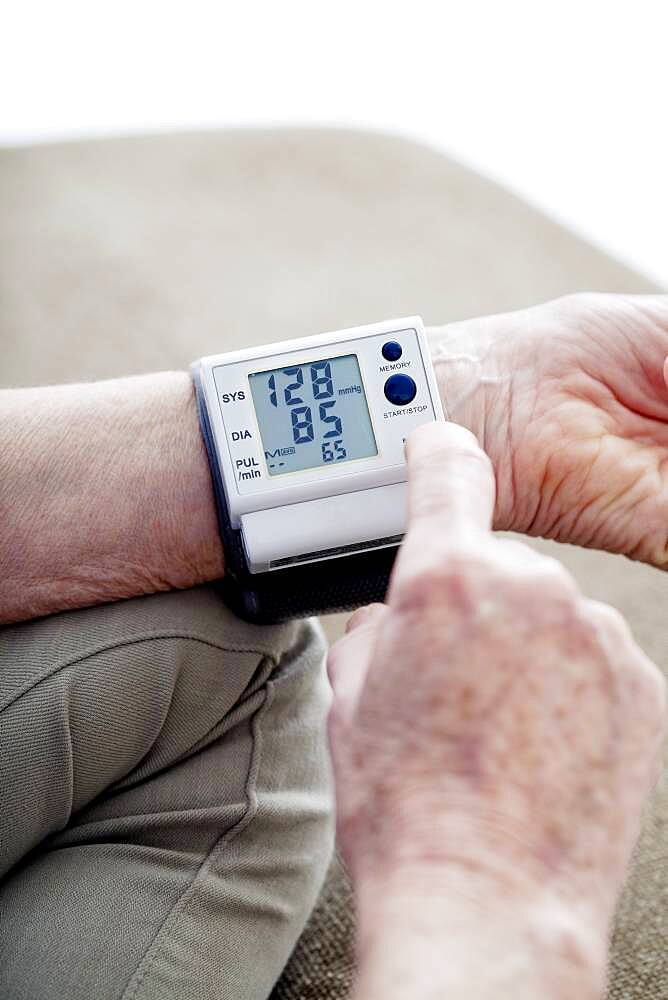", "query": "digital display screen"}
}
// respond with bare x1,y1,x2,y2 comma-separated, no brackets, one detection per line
248,354,377,476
